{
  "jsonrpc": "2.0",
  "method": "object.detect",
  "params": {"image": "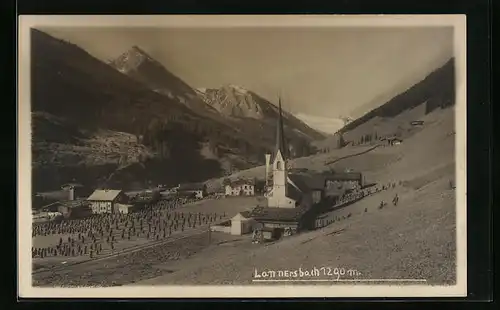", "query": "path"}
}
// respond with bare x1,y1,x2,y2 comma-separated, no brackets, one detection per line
325,144,381,166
